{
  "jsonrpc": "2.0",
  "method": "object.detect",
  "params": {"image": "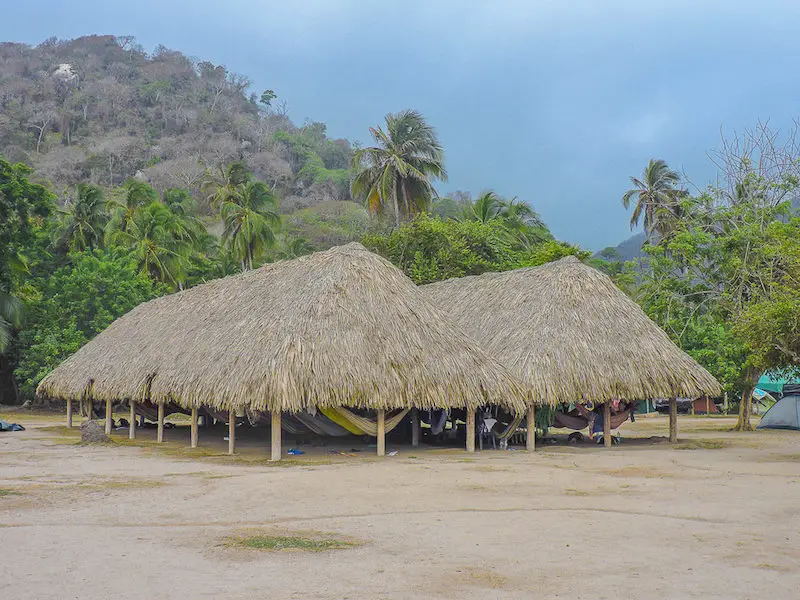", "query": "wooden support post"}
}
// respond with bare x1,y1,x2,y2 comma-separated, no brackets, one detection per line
691,399,695,415
603,402,612,448
526,405,536,452
129,400,136,440
105,399,112,435
157,401,165,443
190,407,199,448
706,396,710,415
466,409,476,453
669,398,678,443
411,408,420,447
66,399,73,428
271,410,282,461
228,410,236,455
377,409,386,457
